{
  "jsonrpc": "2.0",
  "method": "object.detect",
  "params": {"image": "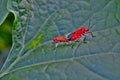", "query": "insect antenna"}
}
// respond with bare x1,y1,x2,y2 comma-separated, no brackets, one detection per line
87,18,96,37
88,18,95,29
